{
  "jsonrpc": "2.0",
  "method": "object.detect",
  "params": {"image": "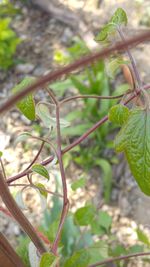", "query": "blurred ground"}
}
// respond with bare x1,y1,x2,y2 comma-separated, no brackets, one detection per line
0,0,150,266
